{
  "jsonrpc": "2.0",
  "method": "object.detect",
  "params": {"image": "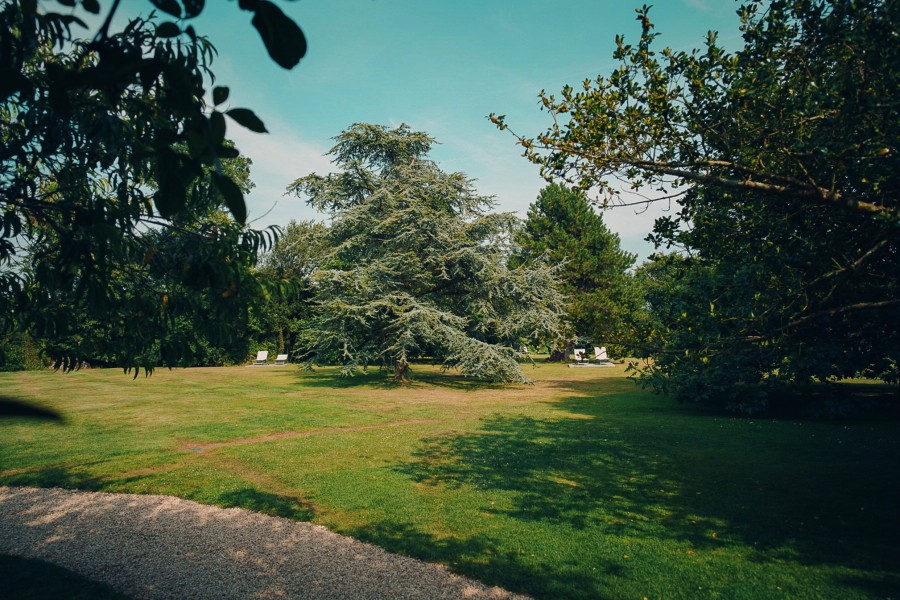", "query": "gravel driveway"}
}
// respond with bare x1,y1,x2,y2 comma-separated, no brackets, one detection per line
0,486,527,599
